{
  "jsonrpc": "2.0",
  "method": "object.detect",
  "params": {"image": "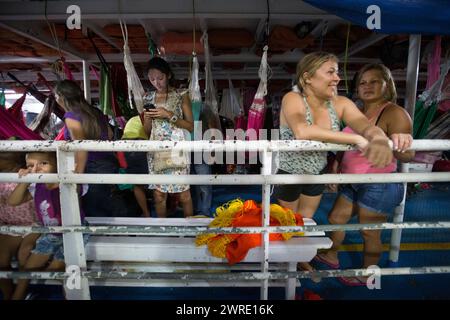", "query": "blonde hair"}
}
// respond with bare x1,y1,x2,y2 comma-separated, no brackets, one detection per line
356,64,397,103
26,152,57,170
296,52,339,92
